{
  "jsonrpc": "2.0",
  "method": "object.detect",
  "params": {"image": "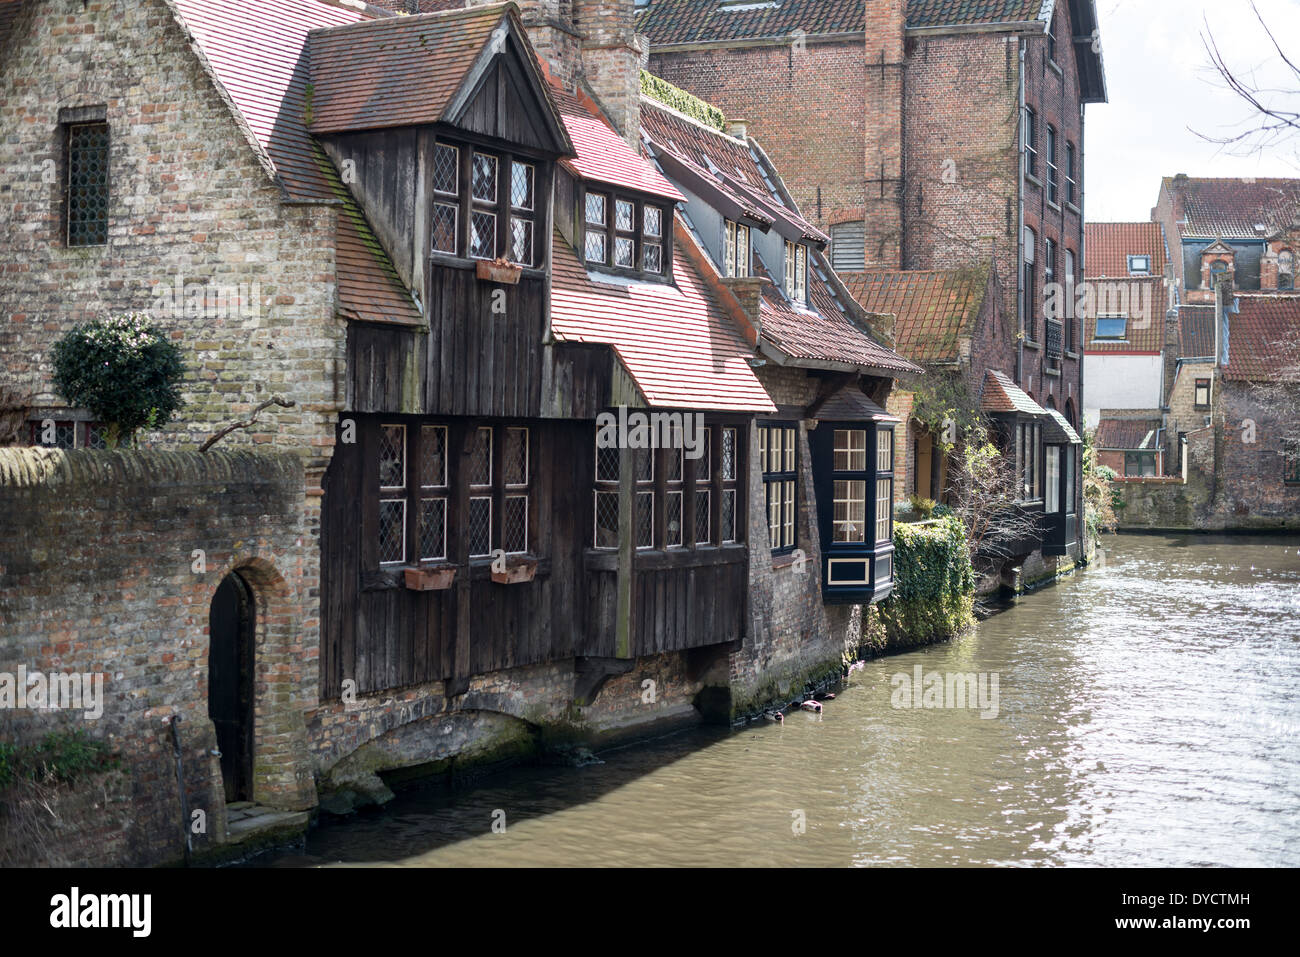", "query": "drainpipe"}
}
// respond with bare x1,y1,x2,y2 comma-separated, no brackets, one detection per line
168,715,192,866
1016,38,1027,385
